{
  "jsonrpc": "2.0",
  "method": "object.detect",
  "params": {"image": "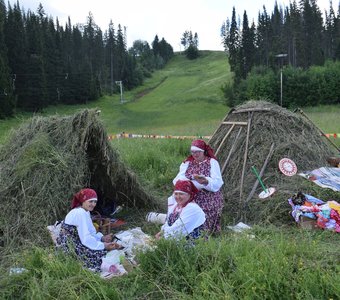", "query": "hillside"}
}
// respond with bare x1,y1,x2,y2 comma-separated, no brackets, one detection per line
0,51,231,143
